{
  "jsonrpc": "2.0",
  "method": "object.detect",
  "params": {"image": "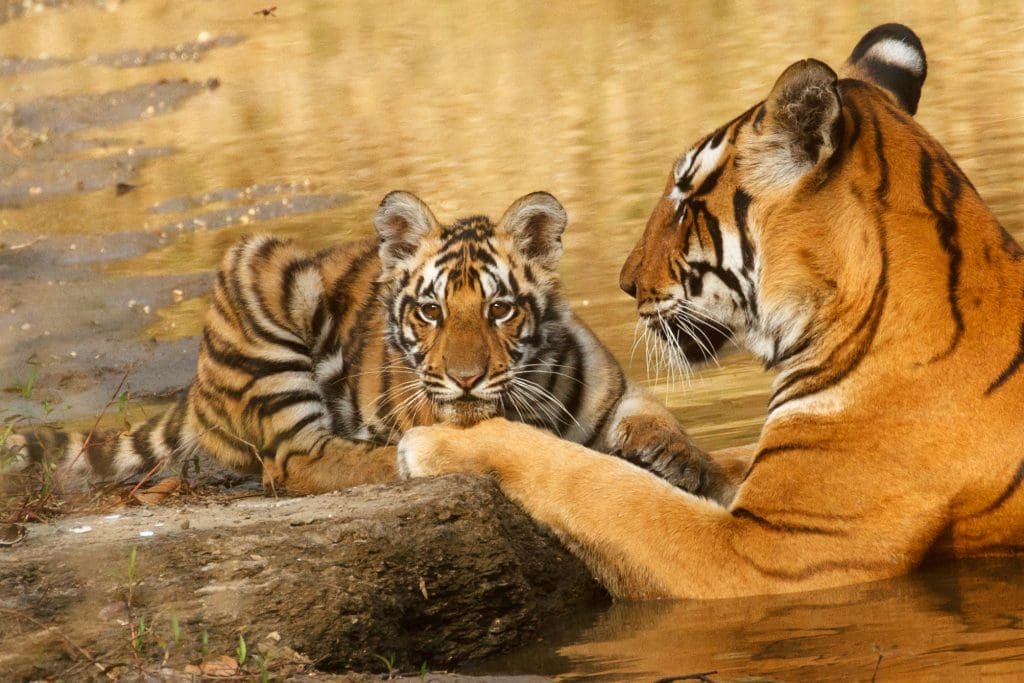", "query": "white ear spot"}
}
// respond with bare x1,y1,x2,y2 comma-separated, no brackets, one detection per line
865,38,924,76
